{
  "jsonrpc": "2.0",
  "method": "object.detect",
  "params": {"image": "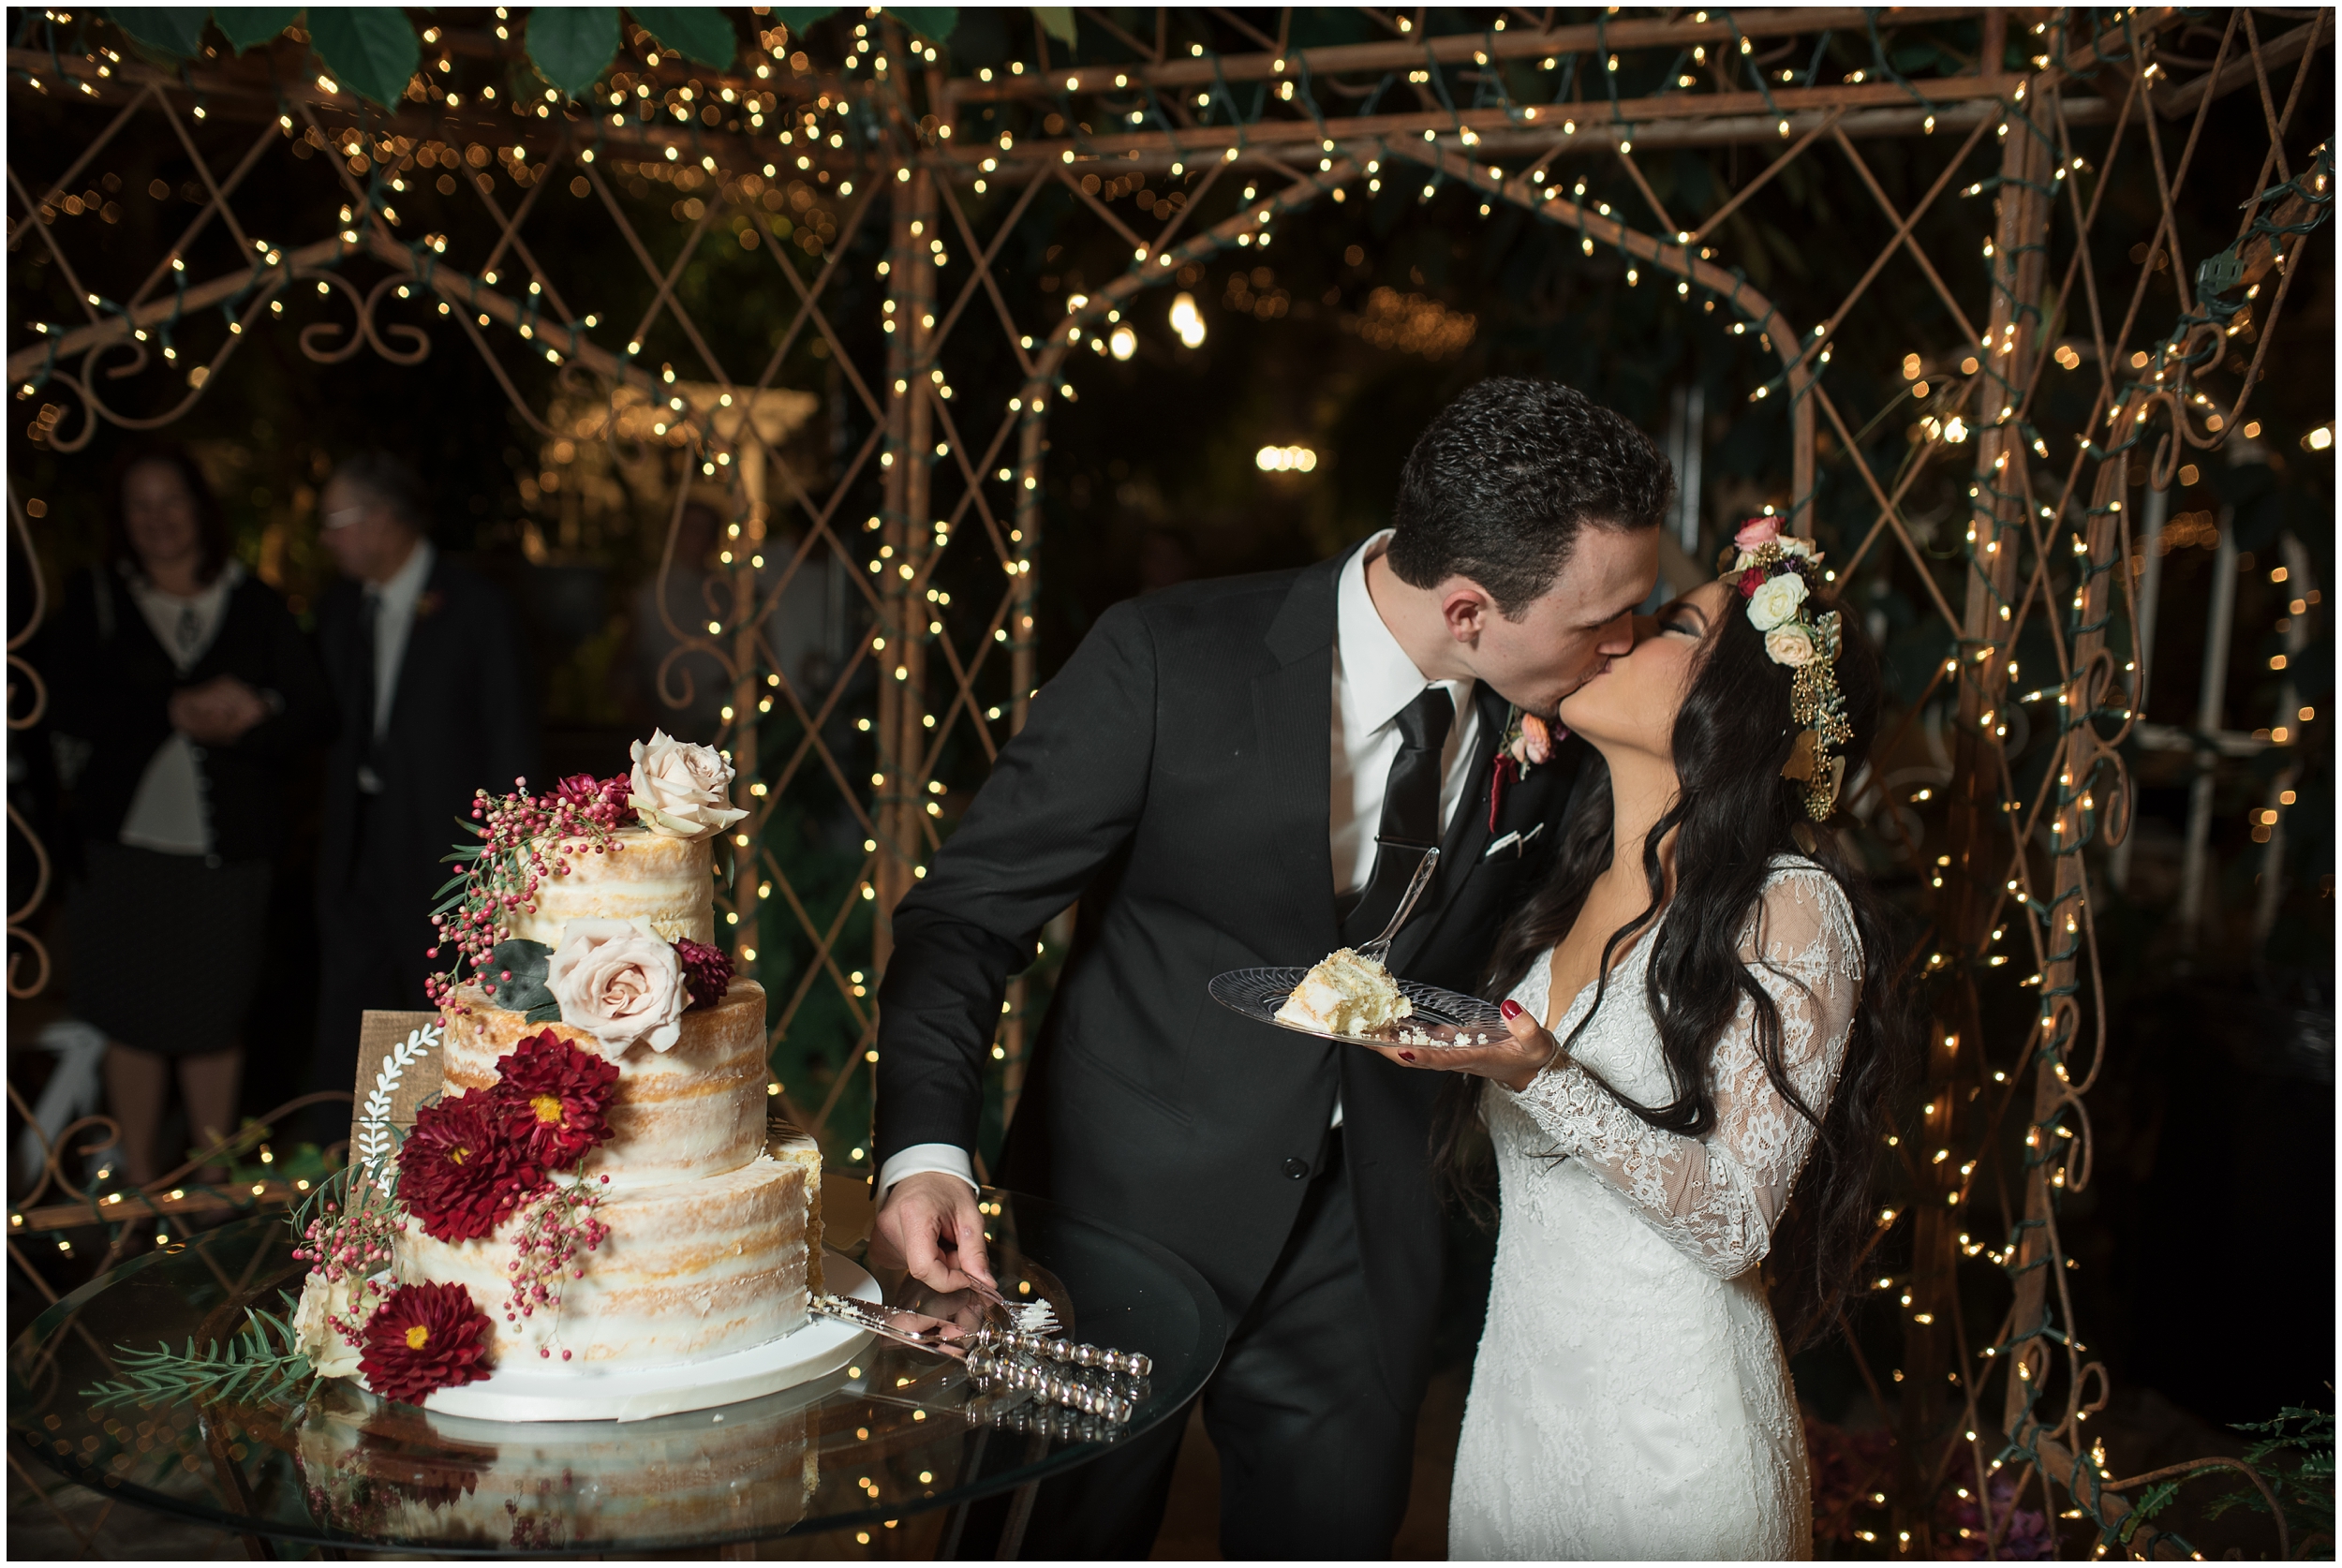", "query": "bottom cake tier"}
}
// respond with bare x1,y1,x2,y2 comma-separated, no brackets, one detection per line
395,1154,811,1369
